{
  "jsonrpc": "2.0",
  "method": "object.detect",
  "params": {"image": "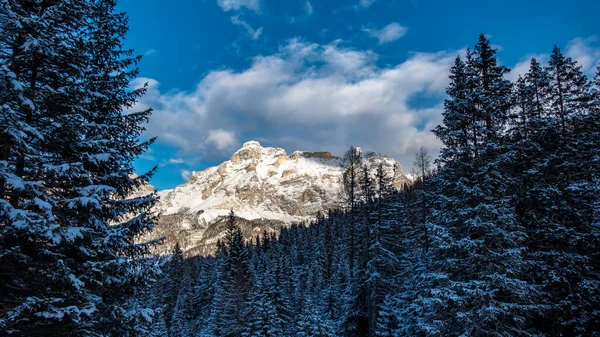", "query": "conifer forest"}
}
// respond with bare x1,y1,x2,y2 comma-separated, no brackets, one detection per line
1,1,600,336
